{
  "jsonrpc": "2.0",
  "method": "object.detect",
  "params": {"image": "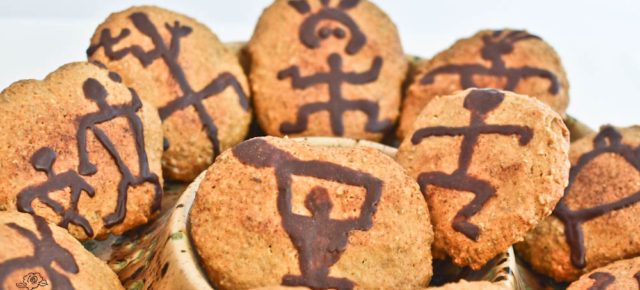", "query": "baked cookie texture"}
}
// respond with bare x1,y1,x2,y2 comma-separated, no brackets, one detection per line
428,280,509,290
0,212,123,289
567,256,640,290
0,62,163,240
398,29,569,139
565,115,594,143
225,41,251,75
88,5,251,181
396,88,570,269
516,126,640,282
248,0,408,141
190,136,433,289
